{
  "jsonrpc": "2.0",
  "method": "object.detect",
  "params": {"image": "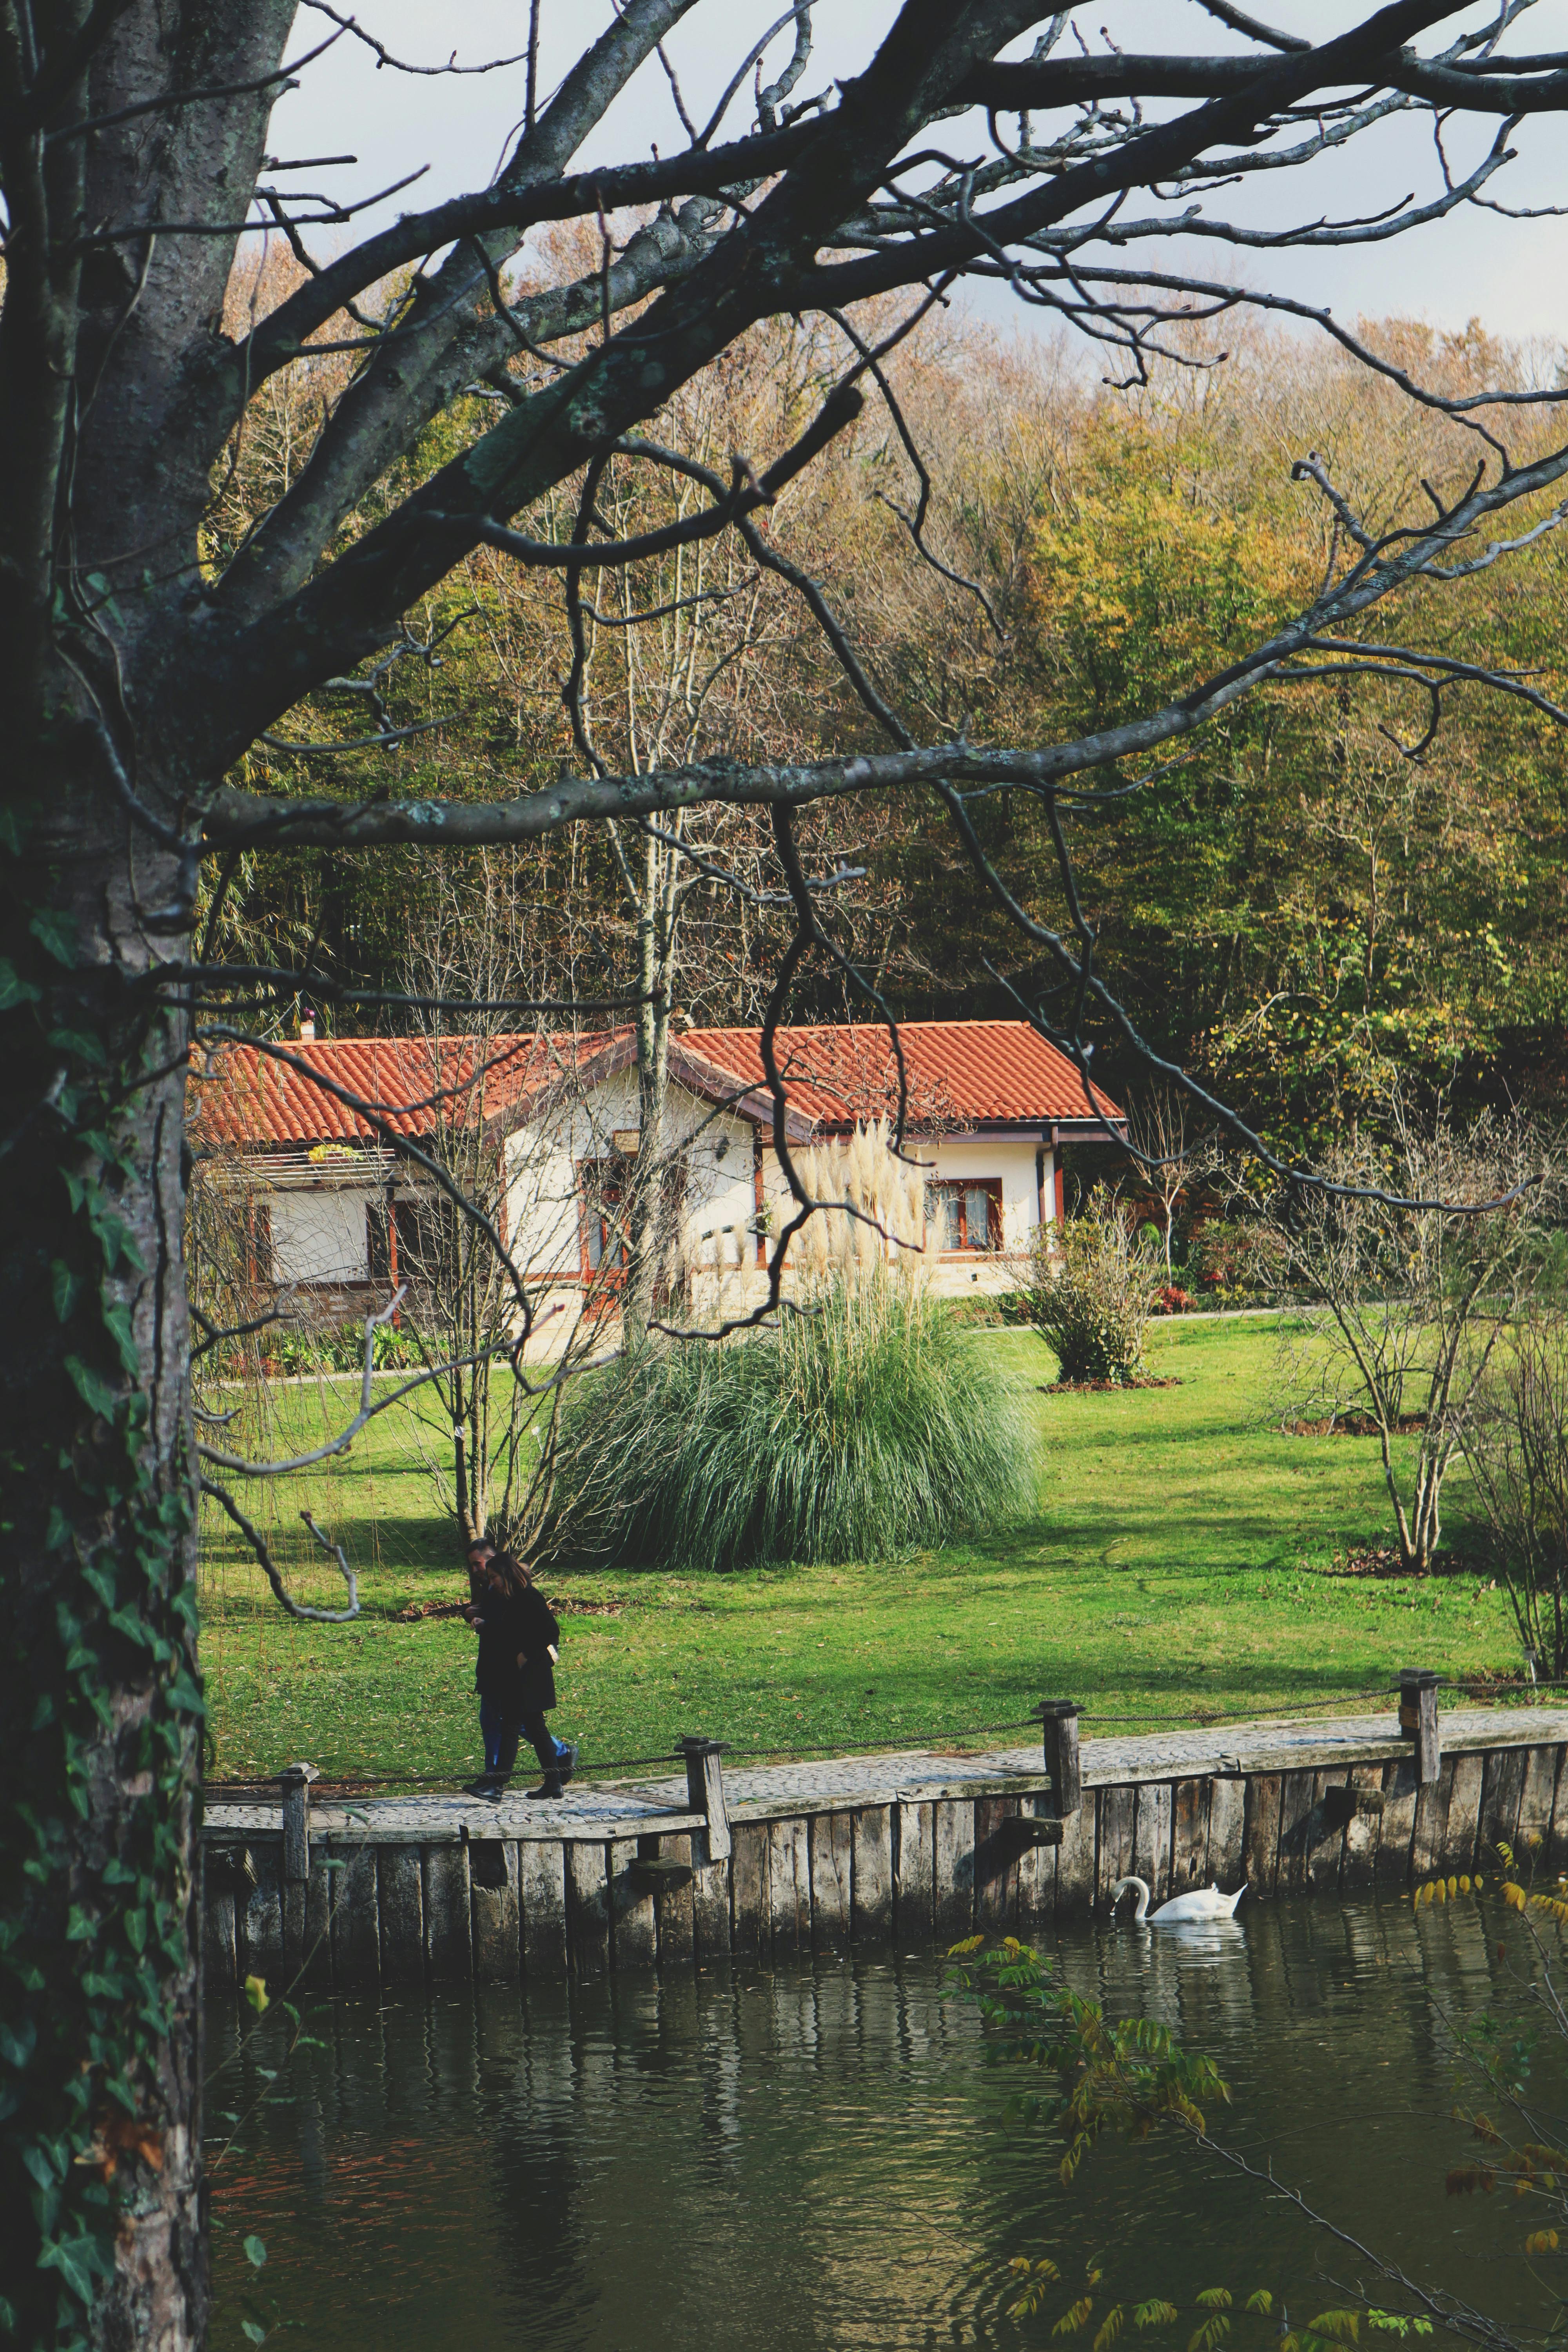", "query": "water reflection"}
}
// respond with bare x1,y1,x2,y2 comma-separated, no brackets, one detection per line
209,1900,1552,2351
